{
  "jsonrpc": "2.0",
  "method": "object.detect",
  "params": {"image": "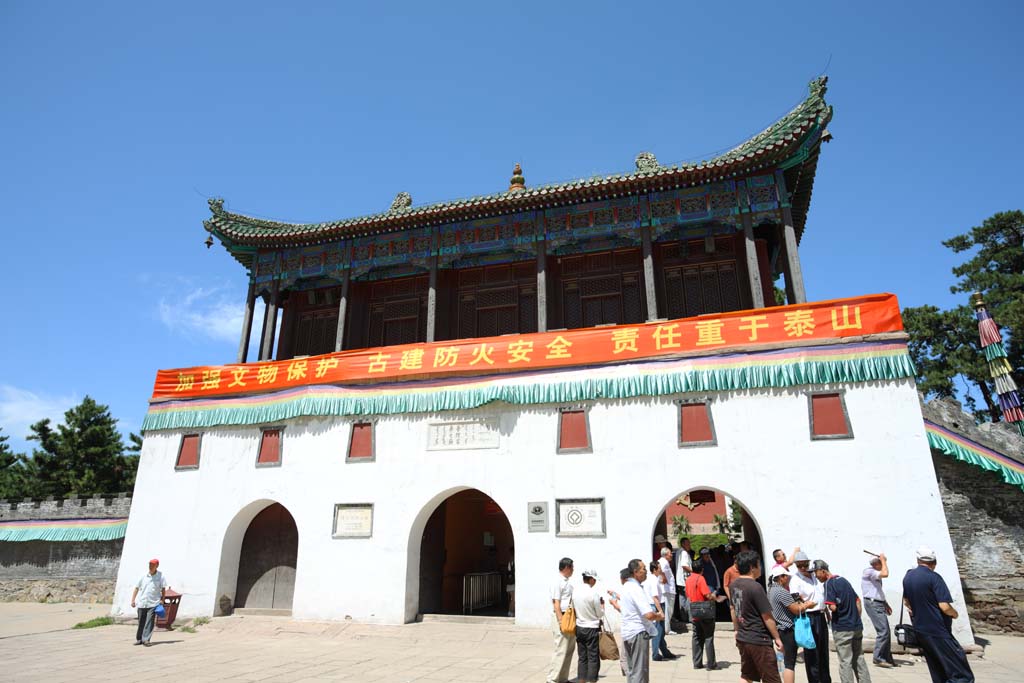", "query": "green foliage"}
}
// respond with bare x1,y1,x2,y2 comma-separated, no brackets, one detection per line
903,210,1023,421
728,502,744,535
711,513,731,535
670,514,691,539
193,616,211,626
2,397,139,499
689,533,731,553
178,625,197,633
73,616,114,629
